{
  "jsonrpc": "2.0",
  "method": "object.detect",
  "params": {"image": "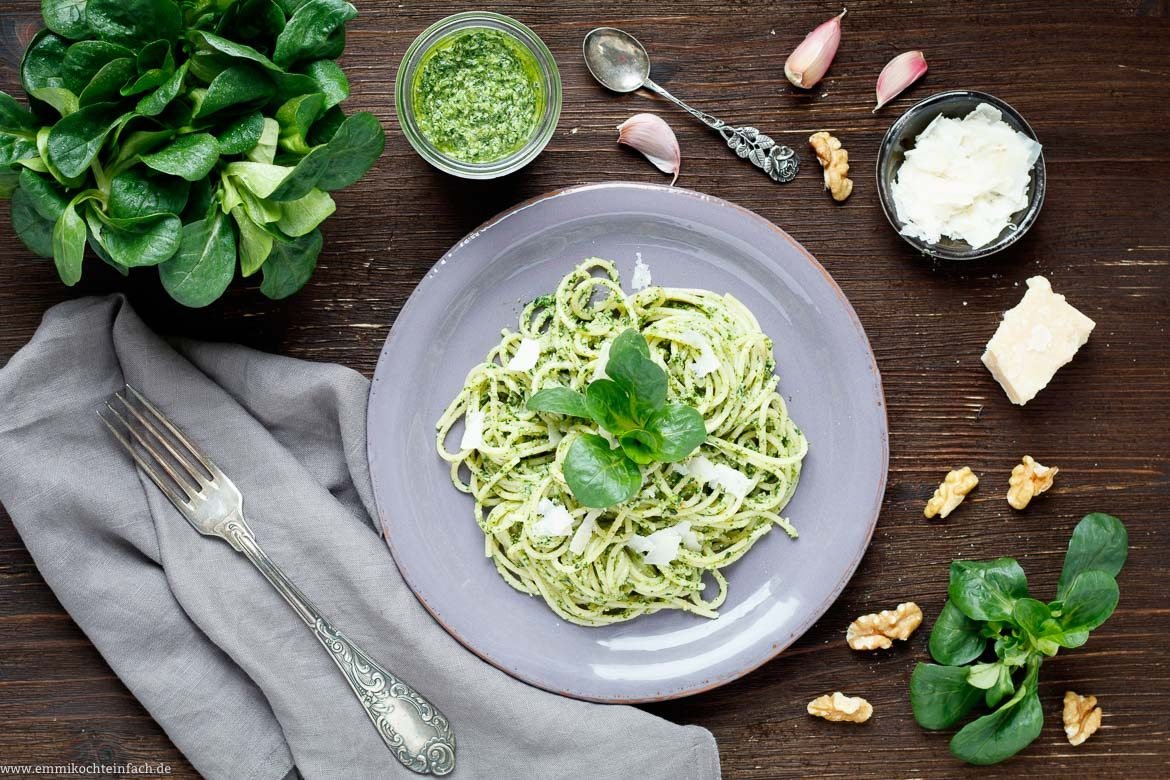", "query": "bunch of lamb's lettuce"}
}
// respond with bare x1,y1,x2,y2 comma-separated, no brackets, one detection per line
0,0,385,306
911,513,1127,765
